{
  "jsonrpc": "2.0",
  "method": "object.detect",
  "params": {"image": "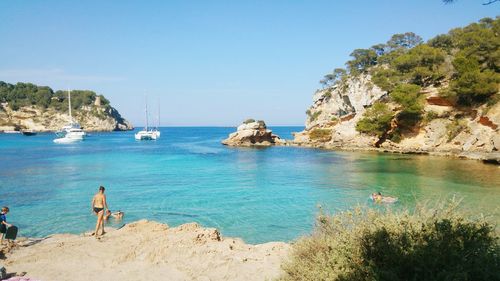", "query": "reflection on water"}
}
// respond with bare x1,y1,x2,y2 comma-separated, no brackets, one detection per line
0,128,499,243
